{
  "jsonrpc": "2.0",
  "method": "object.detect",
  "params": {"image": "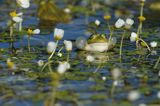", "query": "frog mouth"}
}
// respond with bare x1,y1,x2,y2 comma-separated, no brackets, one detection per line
85,42,109,52
87,39,108,44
